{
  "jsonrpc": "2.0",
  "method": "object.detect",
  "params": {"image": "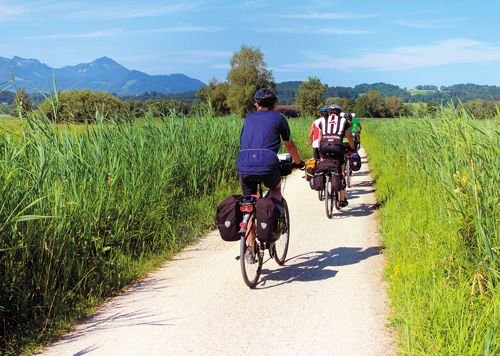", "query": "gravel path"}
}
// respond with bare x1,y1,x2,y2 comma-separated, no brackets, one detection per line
41,148,397,356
